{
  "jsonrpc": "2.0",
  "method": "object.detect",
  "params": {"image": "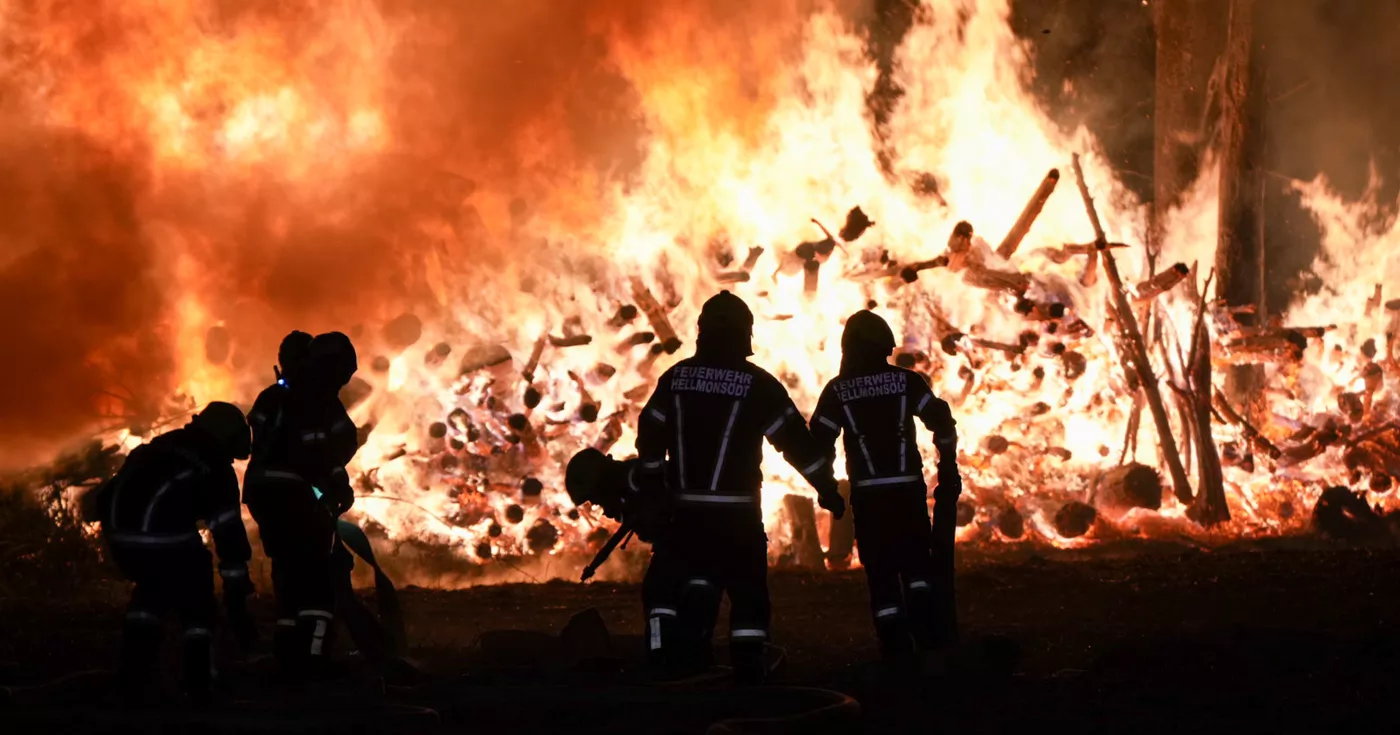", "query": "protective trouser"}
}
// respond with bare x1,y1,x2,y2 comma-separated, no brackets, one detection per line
116,548,218,697
852,484,941,656
641,539,683,675
249,481,338,679
669,509,771,684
